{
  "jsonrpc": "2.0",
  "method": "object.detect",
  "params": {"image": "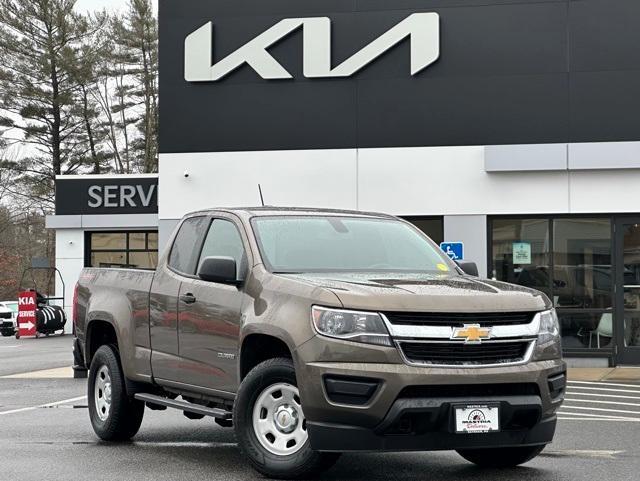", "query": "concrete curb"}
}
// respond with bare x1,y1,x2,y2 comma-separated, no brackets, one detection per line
0,366,75,379
568,367,640,382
